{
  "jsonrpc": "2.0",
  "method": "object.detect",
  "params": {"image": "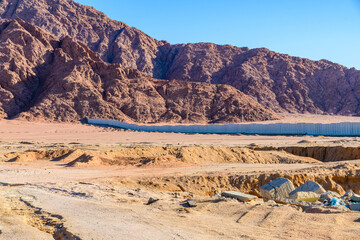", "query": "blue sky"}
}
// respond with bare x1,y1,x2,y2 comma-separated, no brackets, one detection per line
77,0,360,69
